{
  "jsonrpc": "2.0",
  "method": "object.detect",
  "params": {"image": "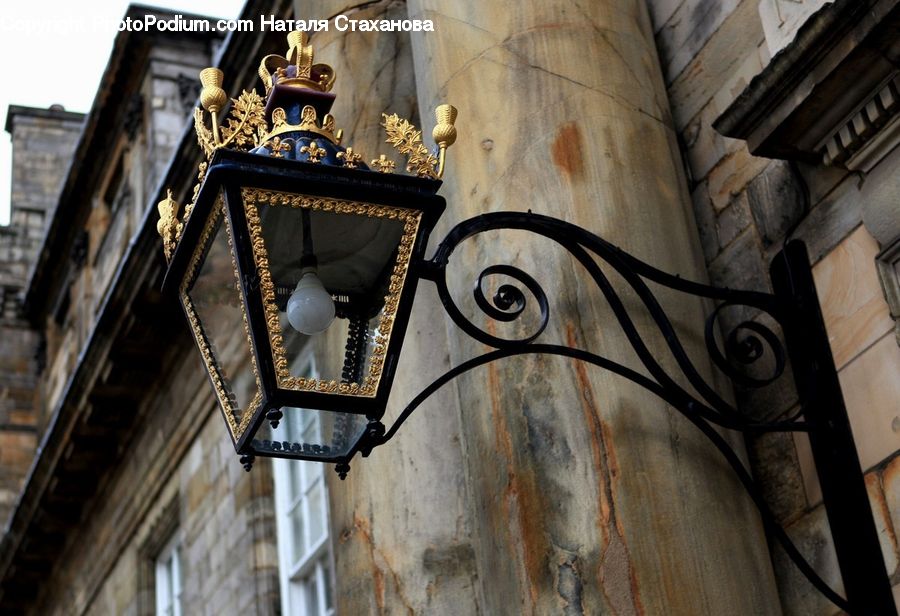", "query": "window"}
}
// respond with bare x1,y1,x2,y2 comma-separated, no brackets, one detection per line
155,532,182,616
273,356,336,616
